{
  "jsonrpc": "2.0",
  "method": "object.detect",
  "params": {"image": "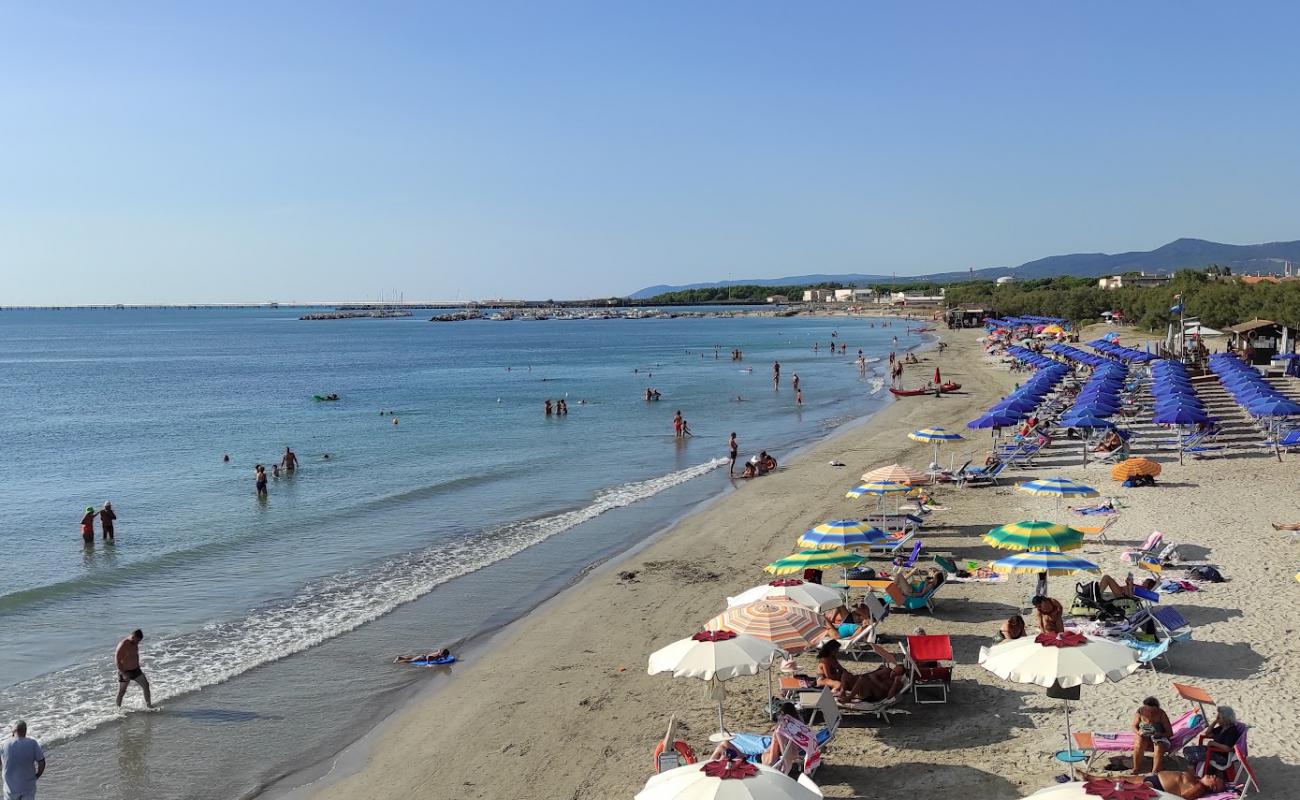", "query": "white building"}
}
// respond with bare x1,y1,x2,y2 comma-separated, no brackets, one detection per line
765,294,789,304
802,289,835,303
833,288,855,302
995,276,1016,286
